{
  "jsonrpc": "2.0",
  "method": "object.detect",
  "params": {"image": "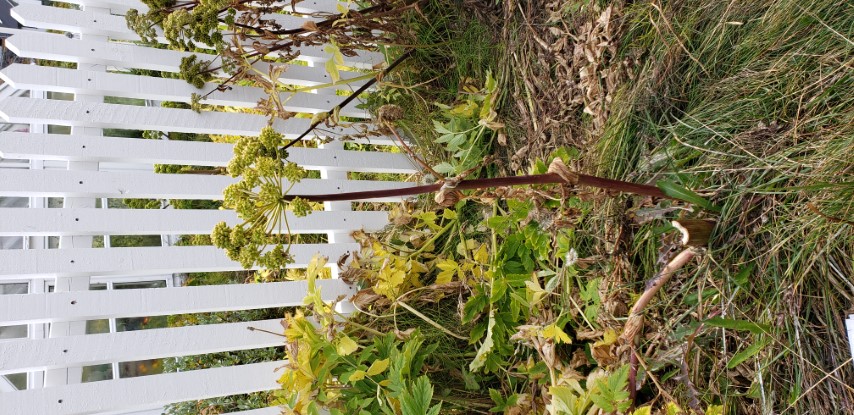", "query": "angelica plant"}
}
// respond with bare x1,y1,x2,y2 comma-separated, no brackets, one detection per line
211,127,313,269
